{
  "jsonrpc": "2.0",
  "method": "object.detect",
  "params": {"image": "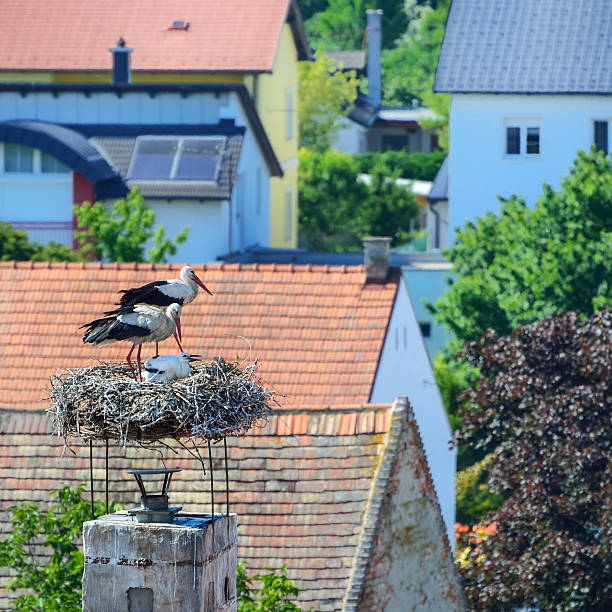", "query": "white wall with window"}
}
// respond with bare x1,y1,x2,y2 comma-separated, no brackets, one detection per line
0,143,73,245
449,94,612,239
